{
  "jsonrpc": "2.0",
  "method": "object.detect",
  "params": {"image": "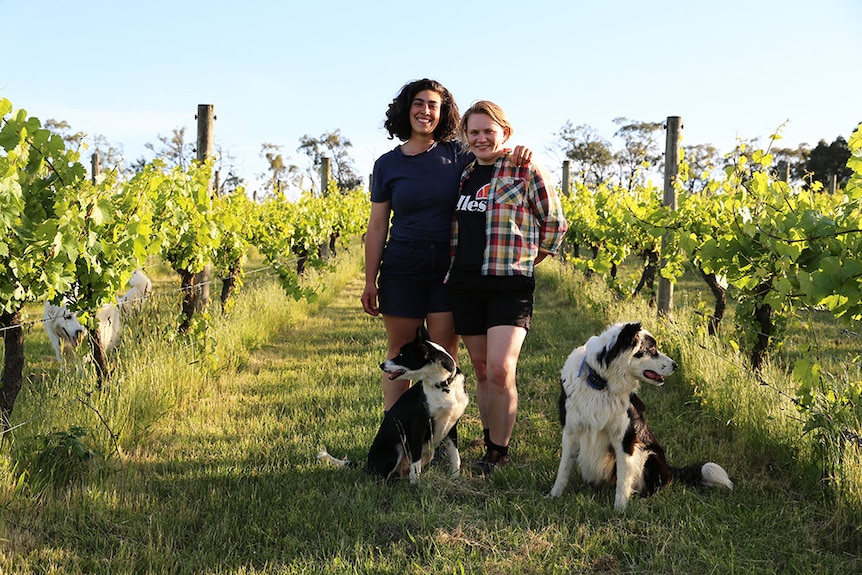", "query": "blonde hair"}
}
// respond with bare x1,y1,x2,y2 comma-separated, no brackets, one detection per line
459,100,513,145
